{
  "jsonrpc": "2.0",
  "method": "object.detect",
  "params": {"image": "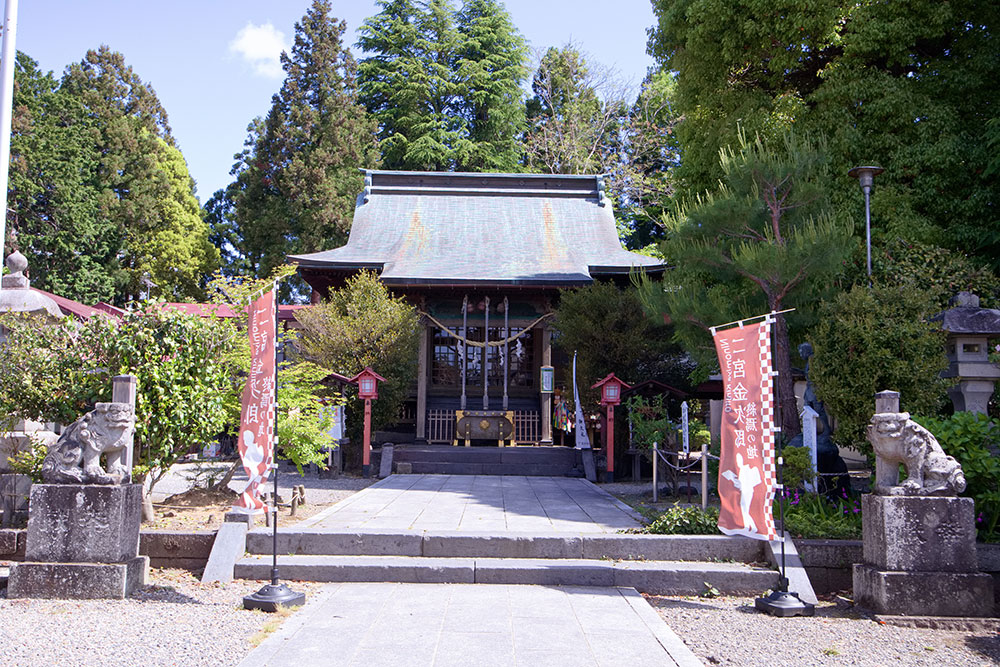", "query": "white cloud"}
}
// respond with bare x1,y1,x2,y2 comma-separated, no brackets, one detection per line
229,22,288,79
